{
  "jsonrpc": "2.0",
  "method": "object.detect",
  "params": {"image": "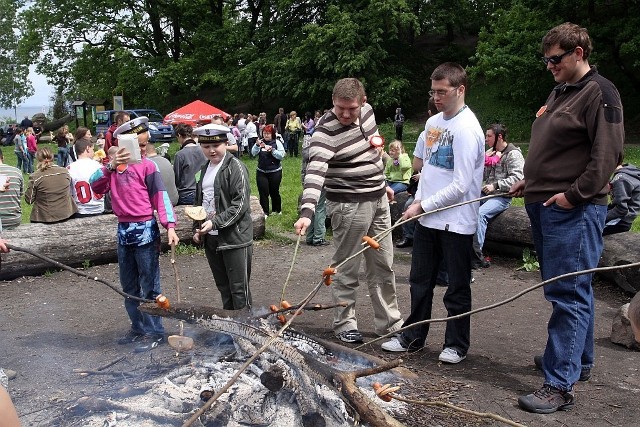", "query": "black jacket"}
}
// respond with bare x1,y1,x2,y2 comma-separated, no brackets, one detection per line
194,154,253,250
